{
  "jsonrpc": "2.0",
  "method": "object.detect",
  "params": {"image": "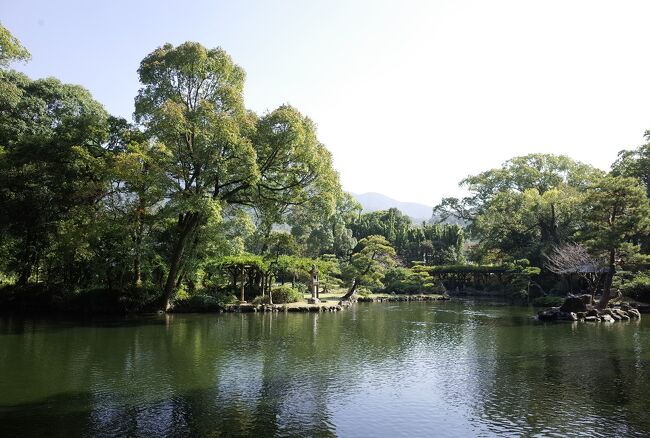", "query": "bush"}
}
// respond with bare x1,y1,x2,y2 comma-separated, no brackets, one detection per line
383,267,444,294
619,273,650,303
252,295,271,305
532,295,565,307
0,283,60,313
271,285,303,304
358,288,372,297
171,294,225,313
